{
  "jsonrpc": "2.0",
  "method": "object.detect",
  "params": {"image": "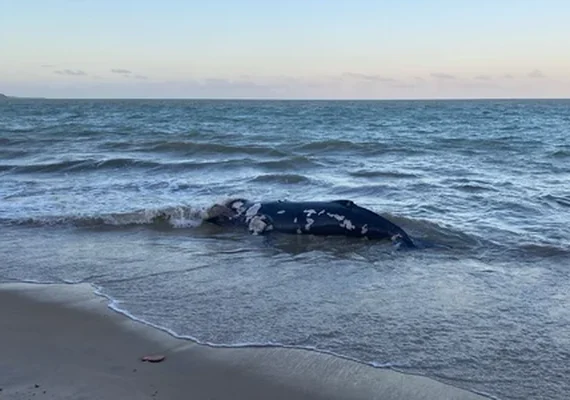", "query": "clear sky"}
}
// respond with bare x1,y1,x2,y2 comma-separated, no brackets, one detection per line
1,0,569,99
